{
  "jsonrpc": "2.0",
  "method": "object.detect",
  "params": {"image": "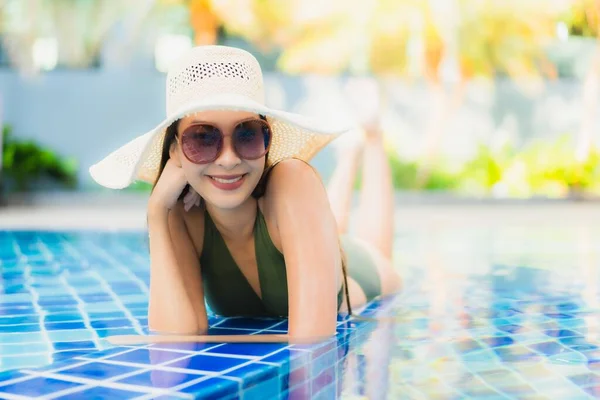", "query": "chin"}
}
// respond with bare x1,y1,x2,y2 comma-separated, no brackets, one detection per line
205,194,249,210
199,176,260,210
